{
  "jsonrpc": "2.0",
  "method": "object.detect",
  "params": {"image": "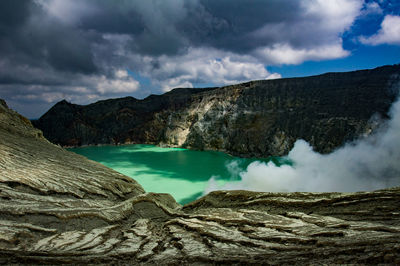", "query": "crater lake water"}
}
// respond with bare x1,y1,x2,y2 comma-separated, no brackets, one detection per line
68,144,286,204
